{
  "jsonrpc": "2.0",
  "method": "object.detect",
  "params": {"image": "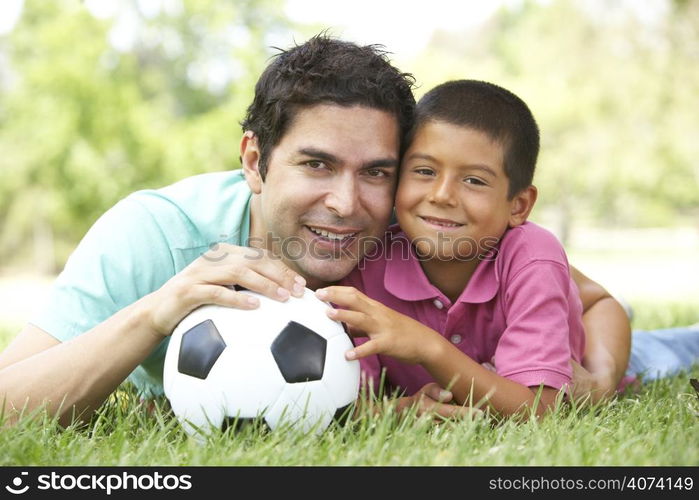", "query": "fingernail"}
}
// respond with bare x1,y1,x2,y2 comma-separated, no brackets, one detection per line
294,275,306,286
327,308,338,317
439,390,452,401
315,289,328,299
345,350,357,360
292,283,304,296
247,296,260,307
277,287,289,299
